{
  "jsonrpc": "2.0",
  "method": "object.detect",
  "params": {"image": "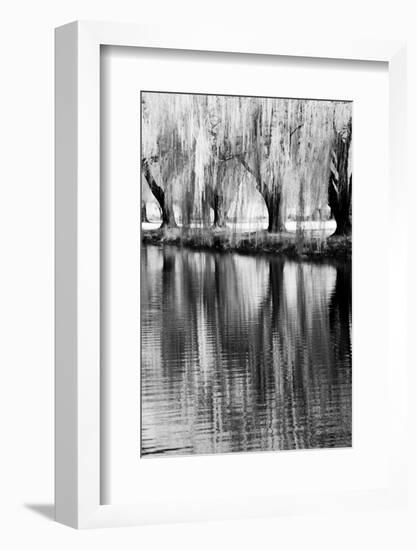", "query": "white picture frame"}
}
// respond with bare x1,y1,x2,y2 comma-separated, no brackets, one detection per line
55,20,407,529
